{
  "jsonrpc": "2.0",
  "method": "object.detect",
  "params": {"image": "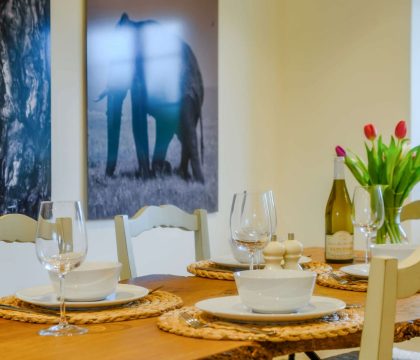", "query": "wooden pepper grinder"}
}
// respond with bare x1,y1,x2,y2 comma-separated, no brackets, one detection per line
283,233,303,270
262,234,285,270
